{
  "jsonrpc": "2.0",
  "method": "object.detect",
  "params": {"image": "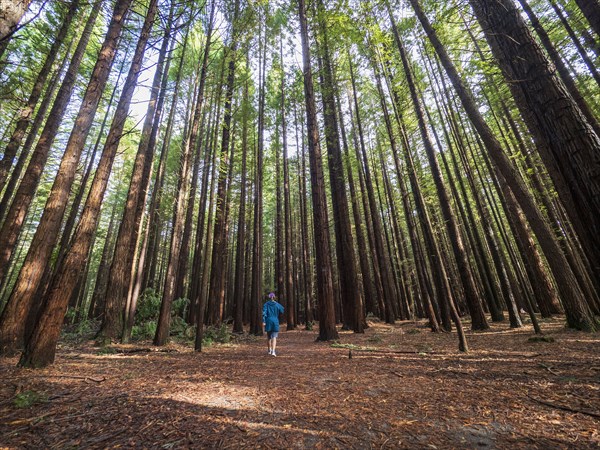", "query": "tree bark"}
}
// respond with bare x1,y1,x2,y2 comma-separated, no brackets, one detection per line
412,0,597,331
0,0,32,42
388,4,488,331
155,0,216,347
0,1,101,292
207,0,240,327
469,0,600,299
297,0,338,341
316,0,363,333
0,0,125,356
0,0,80,193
